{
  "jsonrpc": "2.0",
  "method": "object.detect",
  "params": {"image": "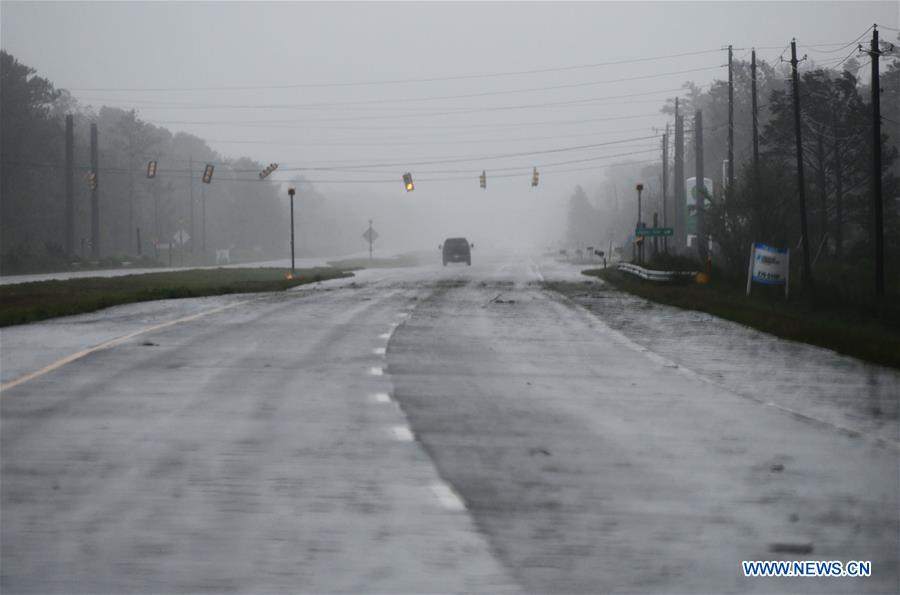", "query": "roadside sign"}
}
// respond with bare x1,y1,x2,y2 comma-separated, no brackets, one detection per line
173,229,190,245
635,227,674,237
362,228,379,243
746,242,790,297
